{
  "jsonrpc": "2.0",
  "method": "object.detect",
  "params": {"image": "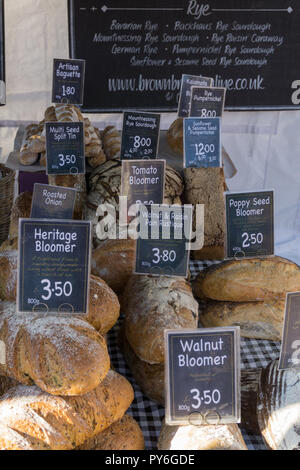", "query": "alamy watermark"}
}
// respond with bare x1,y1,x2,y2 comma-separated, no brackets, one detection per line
94,198,204,251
